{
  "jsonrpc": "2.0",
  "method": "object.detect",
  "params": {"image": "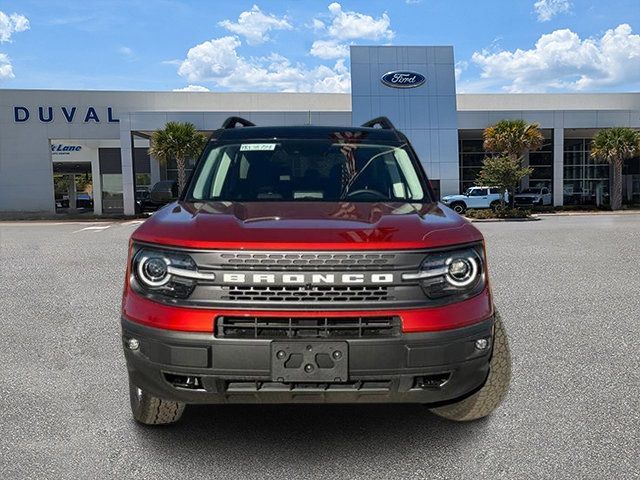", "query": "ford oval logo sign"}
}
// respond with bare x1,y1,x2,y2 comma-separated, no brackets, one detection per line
380,71,426,89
